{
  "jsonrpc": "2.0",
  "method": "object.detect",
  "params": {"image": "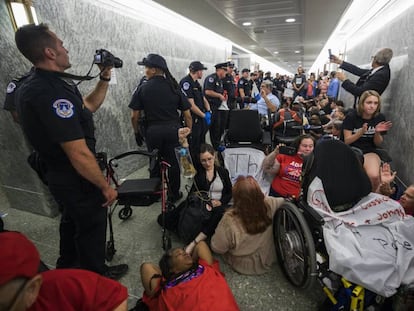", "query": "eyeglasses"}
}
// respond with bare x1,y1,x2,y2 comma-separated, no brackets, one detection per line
200,157,214,163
